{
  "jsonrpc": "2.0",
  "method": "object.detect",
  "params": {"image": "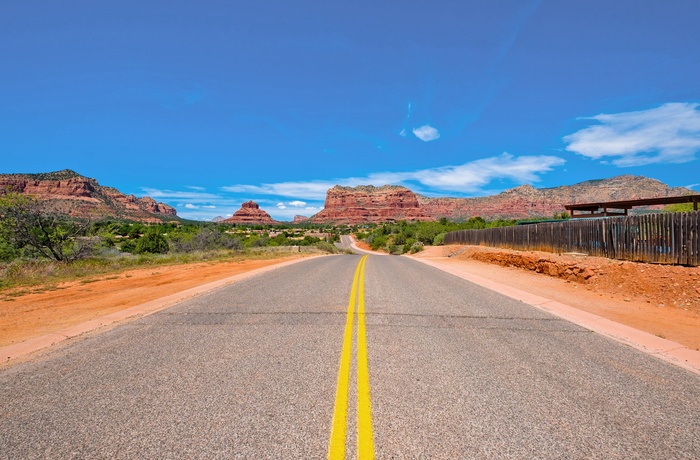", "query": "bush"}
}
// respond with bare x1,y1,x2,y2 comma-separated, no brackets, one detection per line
387,243,403,255
415,223,441,245
120,239,137,253
134,228,169,254
314,241,340,253
370,235,387,251
432,233,445,246
170,227,241,253
0,192,92,261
